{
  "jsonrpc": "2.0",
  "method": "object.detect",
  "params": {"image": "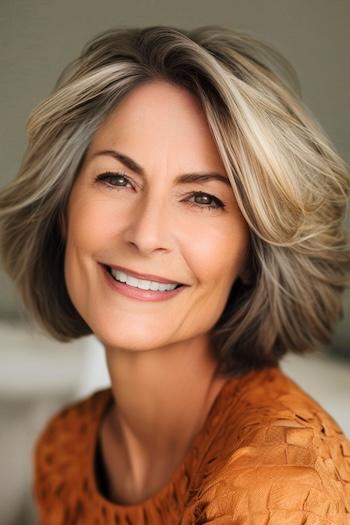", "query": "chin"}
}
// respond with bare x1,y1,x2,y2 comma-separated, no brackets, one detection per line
92,321,171,353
